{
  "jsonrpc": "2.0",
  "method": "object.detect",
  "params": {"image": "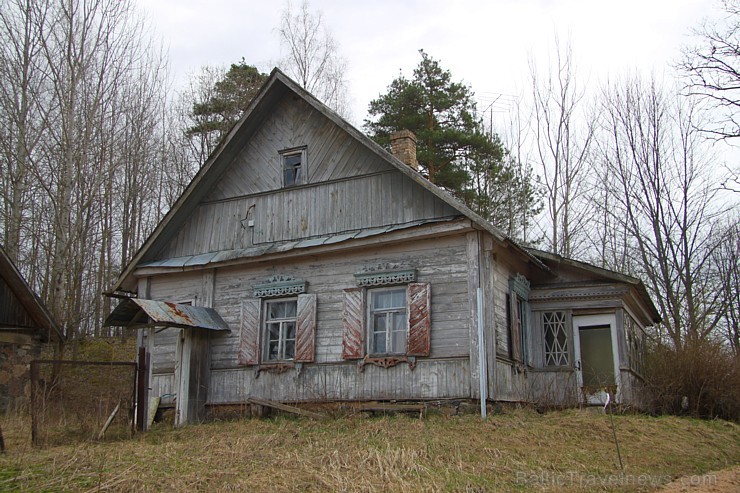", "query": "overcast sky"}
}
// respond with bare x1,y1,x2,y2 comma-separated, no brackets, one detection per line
136,0,721,126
